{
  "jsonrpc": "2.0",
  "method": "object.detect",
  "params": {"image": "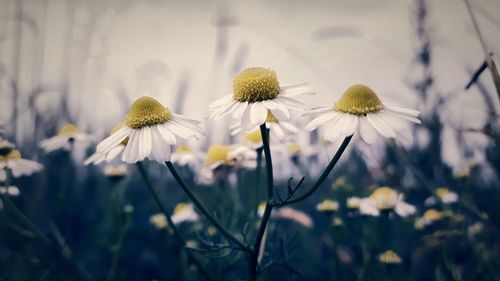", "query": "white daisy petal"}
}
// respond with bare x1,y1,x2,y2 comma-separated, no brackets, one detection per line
157,124,177,145
305,112,338,131
122,130,140,163
384,103,420,117
367,113,396,138
106,145,125,161
139,127,152,159
358,116,378,144
96,126,131,153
